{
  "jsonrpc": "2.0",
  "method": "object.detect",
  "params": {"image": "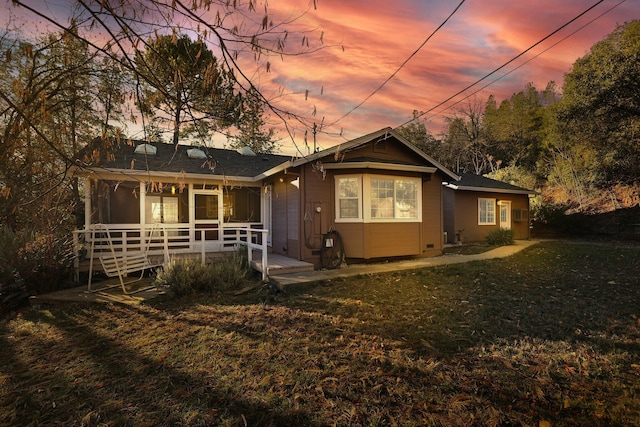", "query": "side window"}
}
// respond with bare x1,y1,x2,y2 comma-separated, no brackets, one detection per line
336,176,362,221
478,198,496,225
